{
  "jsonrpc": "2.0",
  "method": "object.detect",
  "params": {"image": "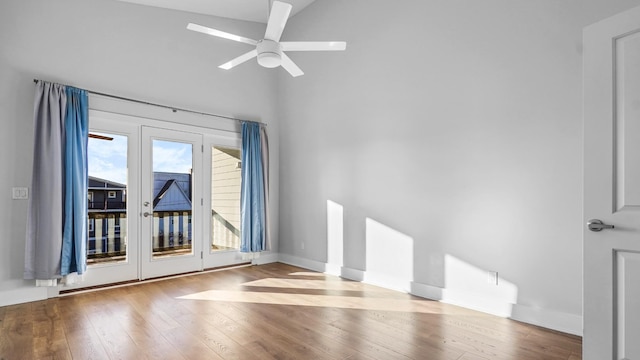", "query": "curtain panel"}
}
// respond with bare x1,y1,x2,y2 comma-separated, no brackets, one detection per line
25,81,89,281
61,87,89,276
240,121,270,258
